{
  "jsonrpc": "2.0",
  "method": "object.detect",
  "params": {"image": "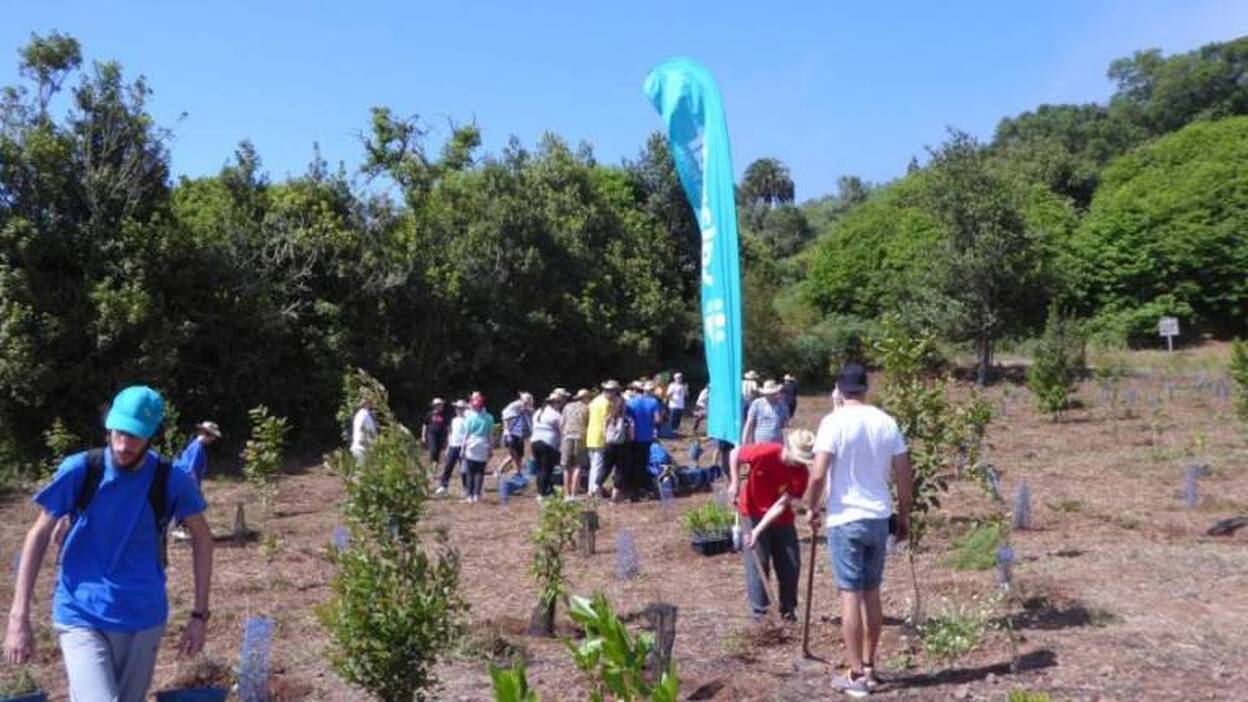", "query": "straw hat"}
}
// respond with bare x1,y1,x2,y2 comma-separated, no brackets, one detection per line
643,381,656,392
744,370,760,381
574,388,592,401
784,429,816,466
629,380,644,391
553,387,571,398
546,391,563,402
601,379,621,391
431,397,445,406
453,399,469,410
760,379,783,395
